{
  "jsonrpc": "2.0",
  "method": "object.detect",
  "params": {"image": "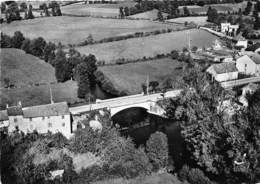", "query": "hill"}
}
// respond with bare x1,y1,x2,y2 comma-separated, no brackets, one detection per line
128,9,168,20
0,48,56,88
